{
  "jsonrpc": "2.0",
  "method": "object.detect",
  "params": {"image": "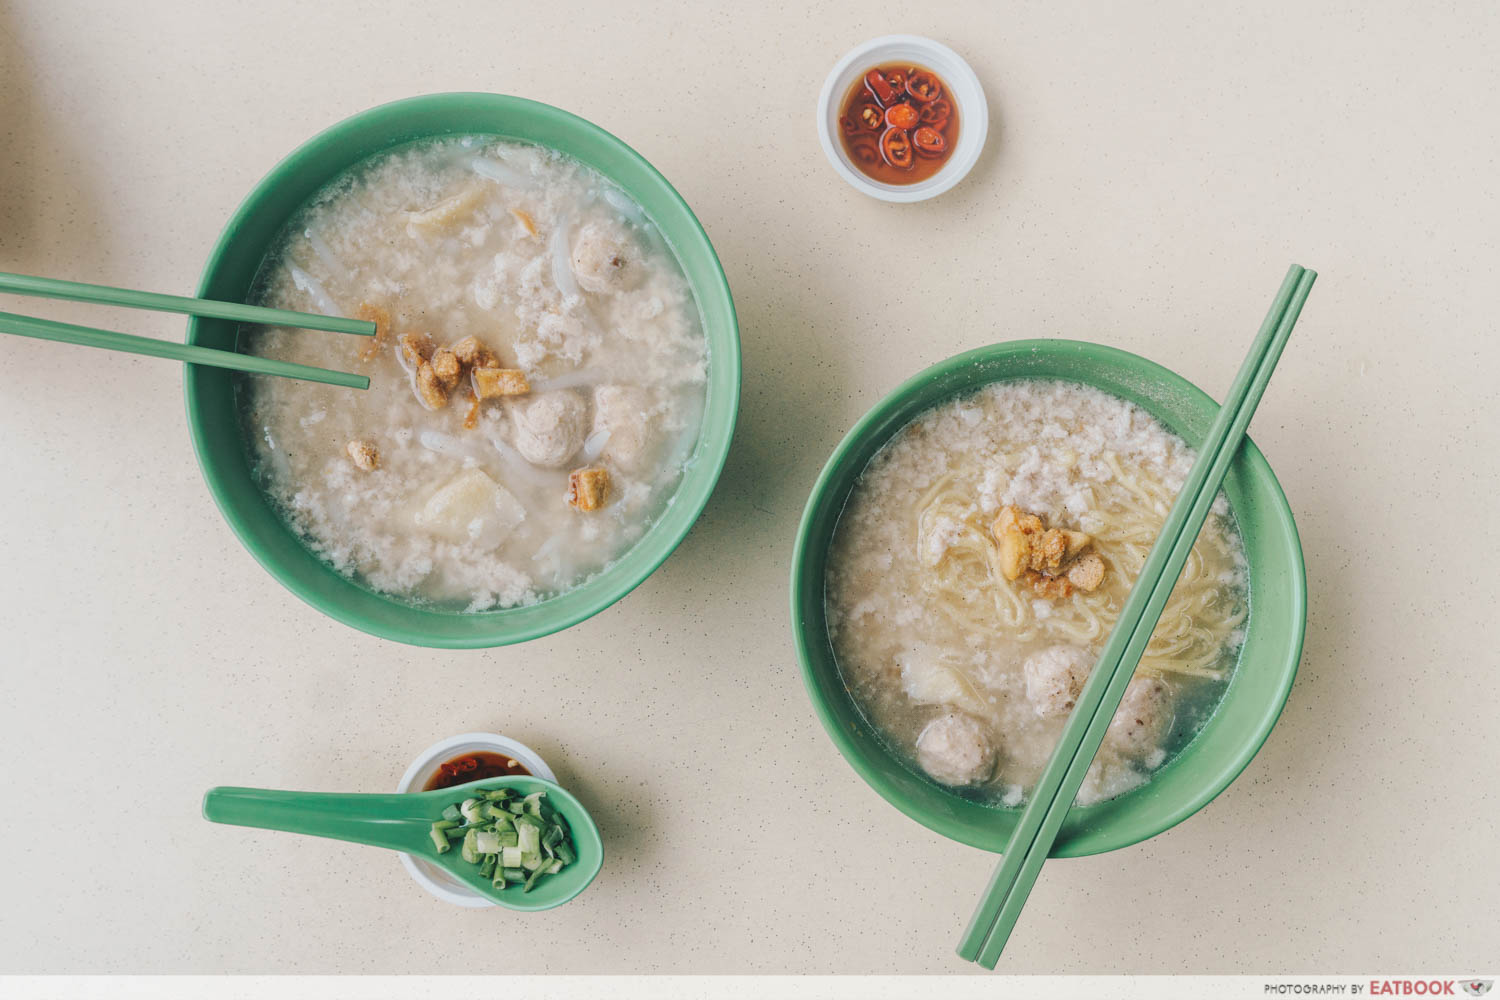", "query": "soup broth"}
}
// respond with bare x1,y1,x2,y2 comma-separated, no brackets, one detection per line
239,136,707,611
824,380,1248,806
